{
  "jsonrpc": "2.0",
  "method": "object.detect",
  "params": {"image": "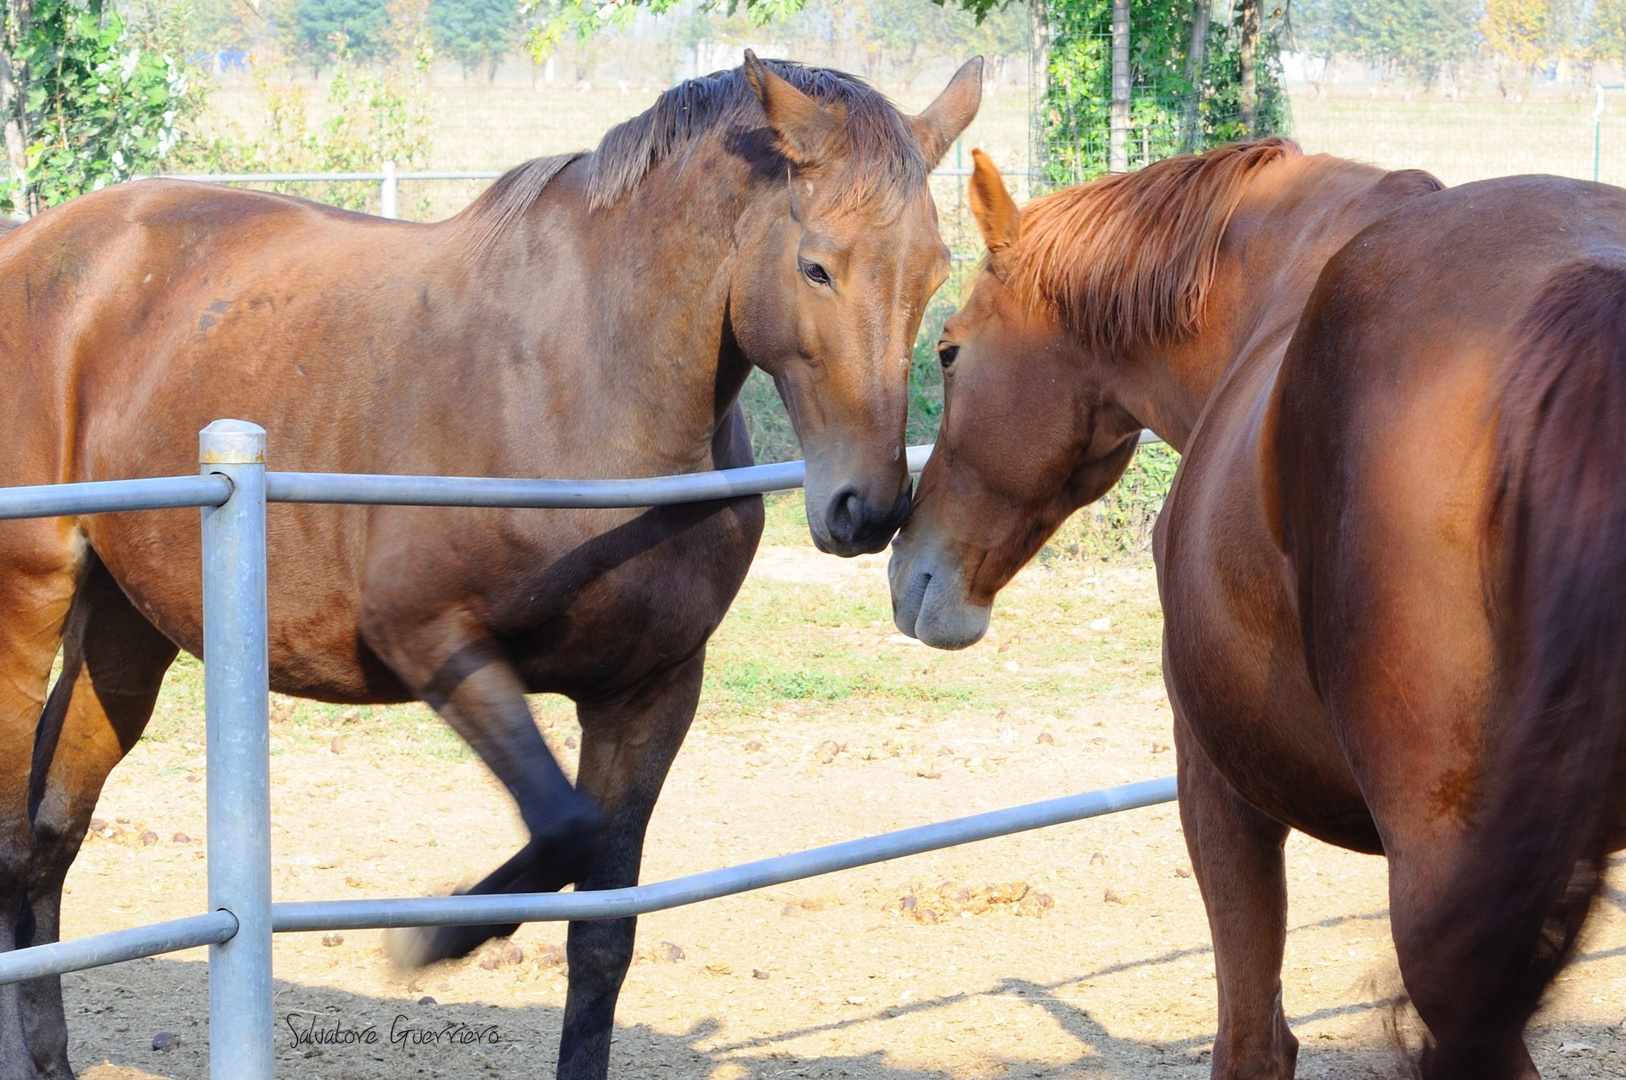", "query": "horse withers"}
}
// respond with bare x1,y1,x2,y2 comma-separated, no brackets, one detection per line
0,55,982,1079
890,142,1626,1078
